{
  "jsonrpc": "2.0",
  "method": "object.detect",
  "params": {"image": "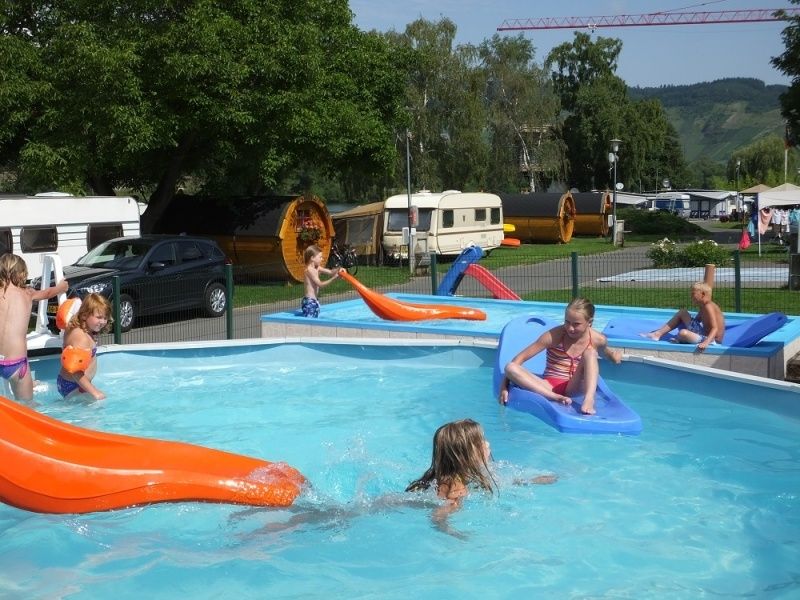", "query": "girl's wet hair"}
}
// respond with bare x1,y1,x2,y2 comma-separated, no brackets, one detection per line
0,253,28,290
406,418,496,494
566,297,595,321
